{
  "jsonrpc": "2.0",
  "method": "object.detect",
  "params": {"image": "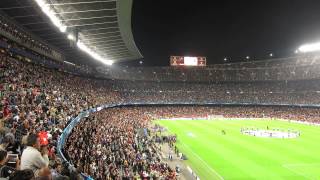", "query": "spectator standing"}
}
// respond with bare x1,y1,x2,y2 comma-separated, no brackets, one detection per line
20,134,50,178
